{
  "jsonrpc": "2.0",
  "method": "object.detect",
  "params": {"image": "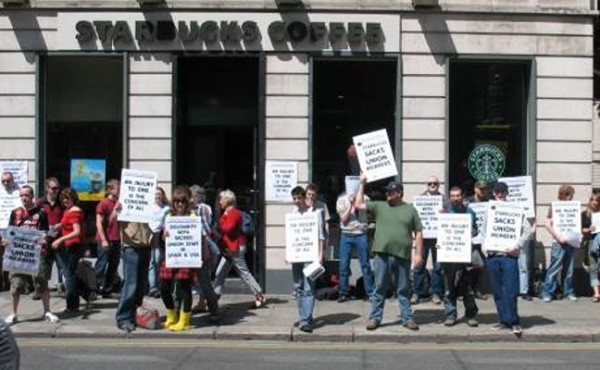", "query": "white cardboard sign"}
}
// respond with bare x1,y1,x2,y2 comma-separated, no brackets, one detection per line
285,212,320,263
412,195,443,239
118,169,158,223
498,176,535,218
552,201,581,236
344,176,360,196
592,212,600,234
0,161,28,188
0,193,21,229
468,202,488,245
352,129,397,182
2,226,43,275
483,201,524,253
436,213,472,263
165,216,203,269
265,161,297,202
